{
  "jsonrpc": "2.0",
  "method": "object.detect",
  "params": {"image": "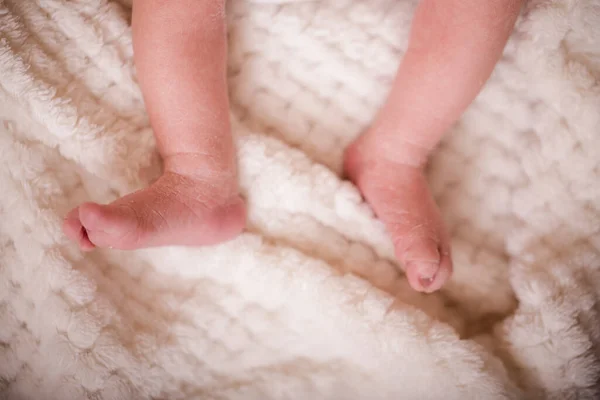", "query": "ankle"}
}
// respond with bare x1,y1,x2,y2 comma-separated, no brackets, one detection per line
162,152,236,182
375,127,433,167
350,129,430,173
